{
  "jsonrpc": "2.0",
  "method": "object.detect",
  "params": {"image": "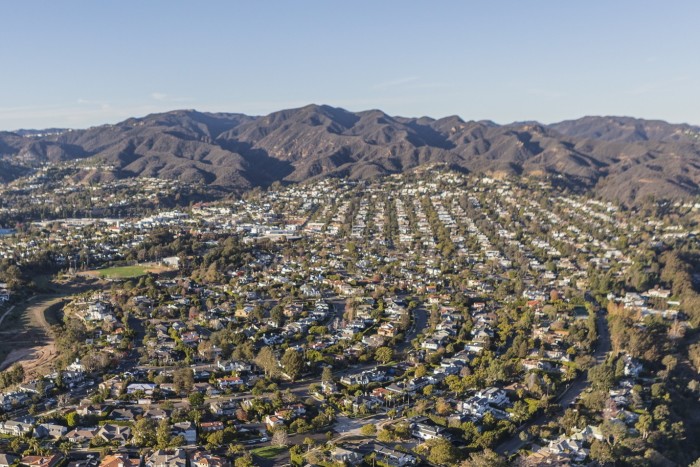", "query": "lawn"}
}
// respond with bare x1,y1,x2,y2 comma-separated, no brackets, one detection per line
250,446,287,459
98,265,148,279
